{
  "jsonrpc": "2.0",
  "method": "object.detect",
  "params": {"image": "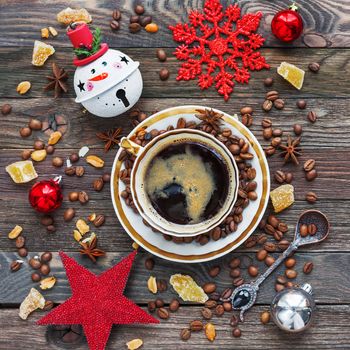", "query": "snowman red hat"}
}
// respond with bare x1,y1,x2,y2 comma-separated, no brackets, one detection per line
67,23,142,118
